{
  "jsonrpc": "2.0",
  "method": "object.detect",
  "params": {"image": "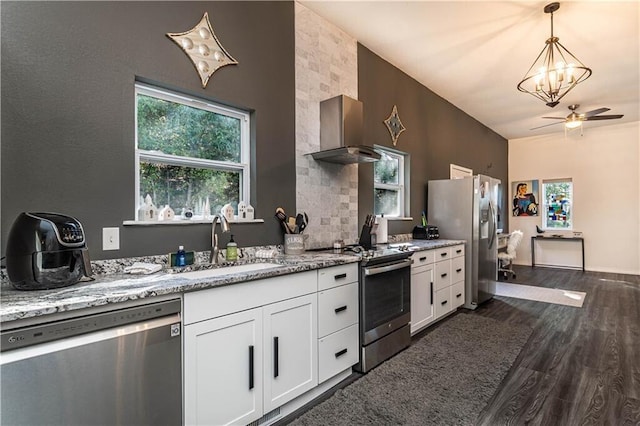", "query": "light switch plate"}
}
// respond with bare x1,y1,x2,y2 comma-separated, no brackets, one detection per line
103,227,120,251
